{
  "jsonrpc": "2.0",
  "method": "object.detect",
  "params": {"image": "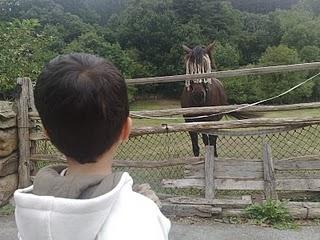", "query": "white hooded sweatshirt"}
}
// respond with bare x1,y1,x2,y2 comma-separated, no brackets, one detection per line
14,172,171,240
